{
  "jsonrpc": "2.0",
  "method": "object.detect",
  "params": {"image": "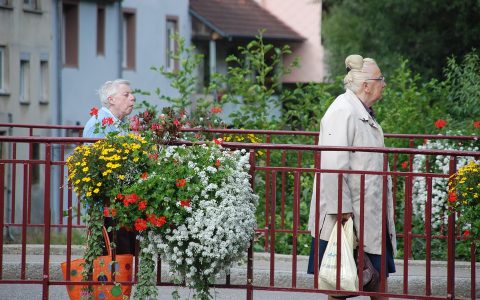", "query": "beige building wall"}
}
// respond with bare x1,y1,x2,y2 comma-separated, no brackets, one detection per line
0,1,53,132
256,0,325,83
